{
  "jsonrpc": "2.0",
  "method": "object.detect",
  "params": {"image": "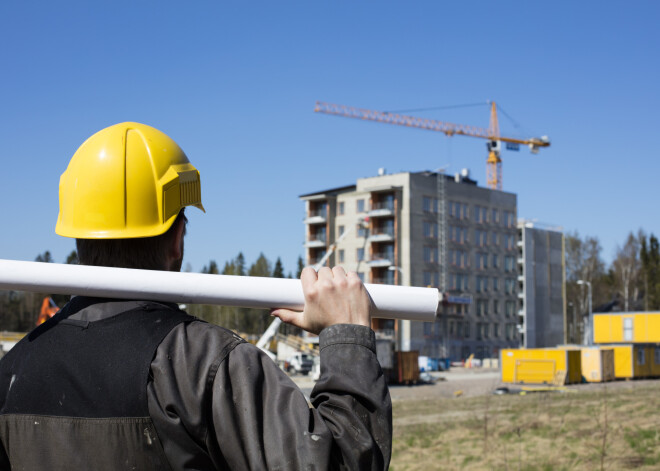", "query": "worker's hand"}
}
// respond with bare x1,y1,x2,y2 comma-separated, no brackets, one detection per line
271,266,372,335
